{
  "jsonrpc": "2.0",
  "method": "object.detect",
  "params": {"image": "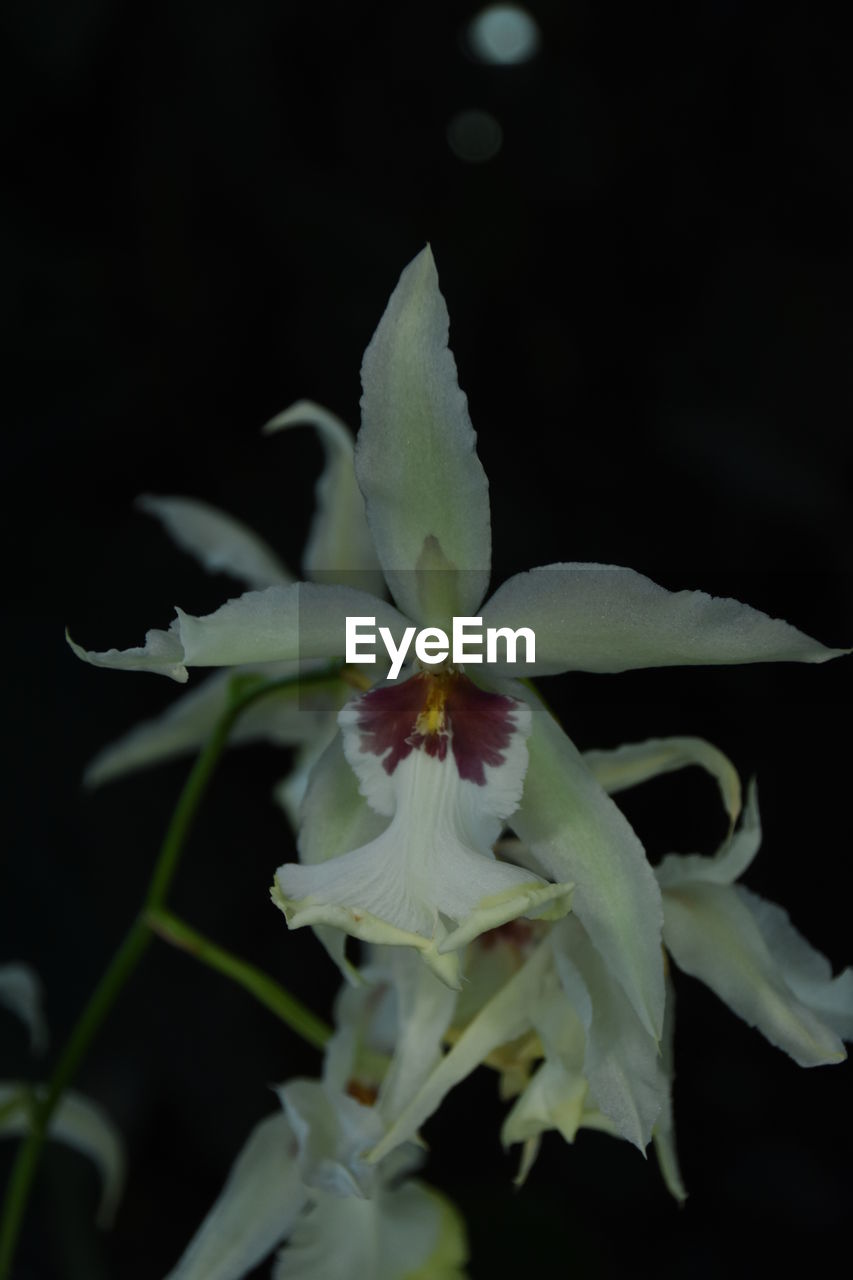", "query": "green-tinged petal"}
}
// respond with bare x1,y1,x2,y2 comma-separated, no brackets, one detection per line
500,980,588,1151
662,882,847,1066
738,887,853,1041
85,664,343,788
163,1113,306,1280
273,735,337,832
368,941,551,1163
177,584,409,667
583,736,741,833
264,400,384,597
656,780,761,890
552,919,665,1150
652,973,687,1203
480,564,848,676
66,622,188,682
356,246,491,624
512,695,665,1041
0,1085,125,1227
375,950,458,1124
274,1179,468,1280
0,962,48,1053
137,494,292,589
277,1079,386,1198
